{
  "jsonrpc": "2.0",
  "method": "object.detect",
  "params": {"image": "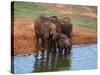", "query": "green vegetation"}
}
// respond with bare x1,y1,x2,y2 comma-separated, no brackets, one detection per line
11,1,59,18
11,1,97,30
69,14,97,30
